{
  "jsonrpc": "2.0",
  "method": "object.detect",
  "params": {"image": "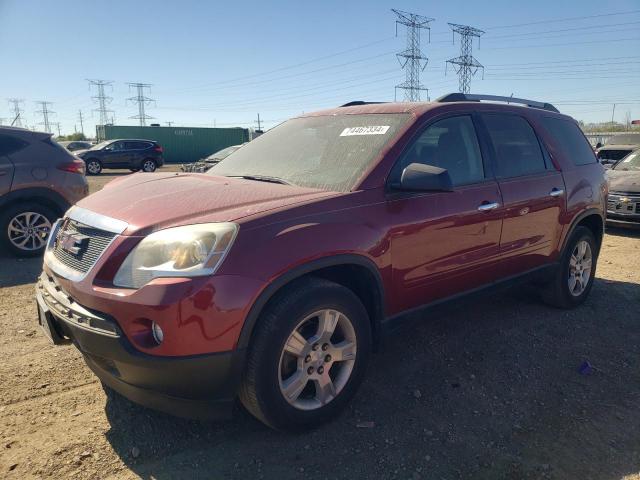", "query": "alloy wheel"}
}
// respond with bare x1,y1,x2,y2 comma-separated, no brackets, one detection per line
142,160,156,172
278,309,357,411
568,240,592,296
87,161,101,174
7,212,52,251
